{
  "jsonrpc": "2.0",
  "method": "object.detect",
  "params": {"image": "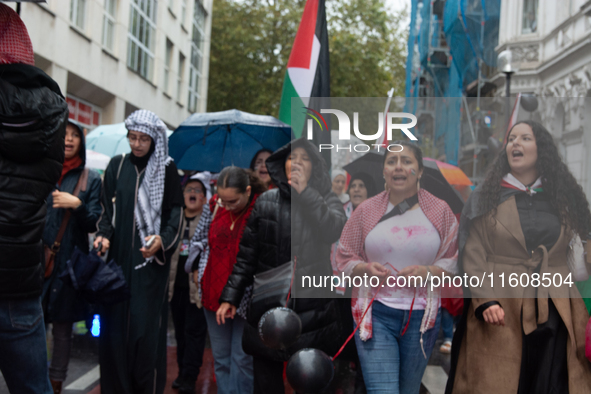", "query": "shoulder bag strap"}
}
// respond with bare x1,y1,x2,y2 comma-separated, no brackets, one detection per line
52,168,87,252
212,199,220,220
